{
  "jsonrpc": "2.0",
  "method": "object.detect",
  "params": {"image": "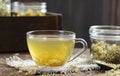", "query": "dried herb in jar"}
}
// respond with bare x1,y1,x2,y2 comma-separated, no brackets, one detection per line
91,41,120,64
